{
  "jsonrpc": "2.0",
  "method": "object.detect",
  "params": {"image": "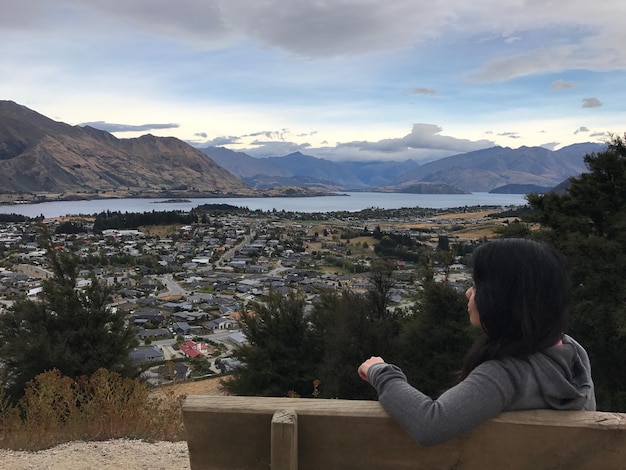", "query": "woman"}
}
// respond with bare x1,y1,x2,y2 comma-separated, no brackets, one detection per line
358,238,595,446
